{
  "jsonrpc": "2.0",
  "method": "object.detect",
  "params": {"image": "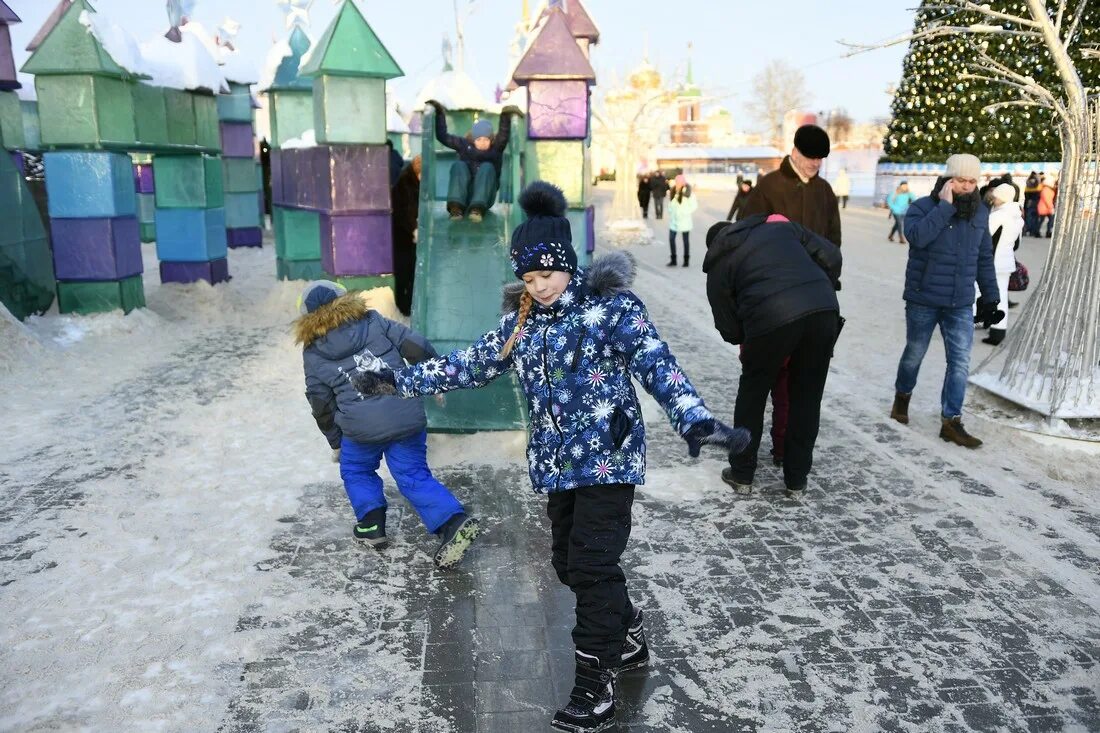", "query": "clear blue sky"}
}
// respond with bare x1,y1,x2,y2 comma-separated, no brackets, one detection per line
8,0,913,126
